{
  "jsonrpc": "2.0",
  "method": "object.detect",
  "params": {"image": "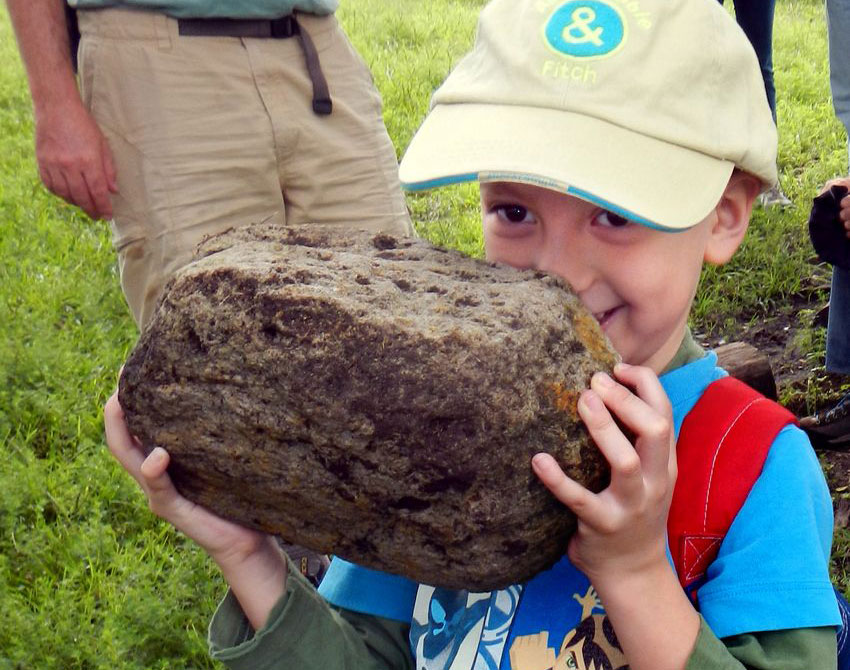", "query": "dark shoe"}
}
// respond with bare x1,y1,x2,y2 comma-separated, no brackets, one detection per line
800,392,850,448
814,302,830,329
